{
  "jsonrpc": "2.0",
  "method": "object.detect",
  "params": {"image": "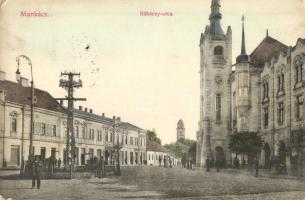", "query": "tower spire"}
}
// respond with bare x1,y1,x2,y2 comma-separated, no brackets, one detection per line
209,0,224,36
241,15,246,55
236,15,249,63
